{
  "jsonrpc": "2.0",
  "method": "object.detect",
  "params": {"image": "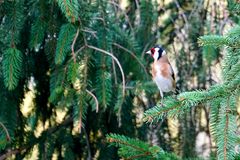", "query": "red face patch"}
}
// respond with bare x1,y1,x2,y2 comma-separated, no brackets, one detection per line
150,48,155,56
